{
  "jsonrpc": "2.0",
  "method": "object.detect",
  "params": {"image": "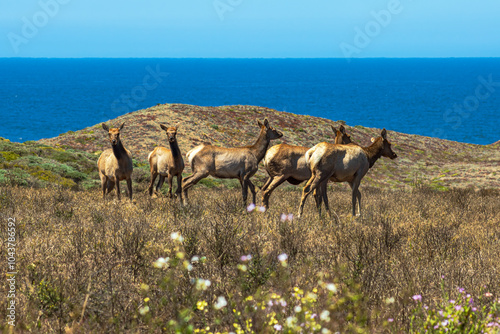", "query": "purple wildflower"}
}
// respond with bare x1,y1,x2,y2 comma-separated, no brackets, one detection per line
412,294,422,302
240,254,252,262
